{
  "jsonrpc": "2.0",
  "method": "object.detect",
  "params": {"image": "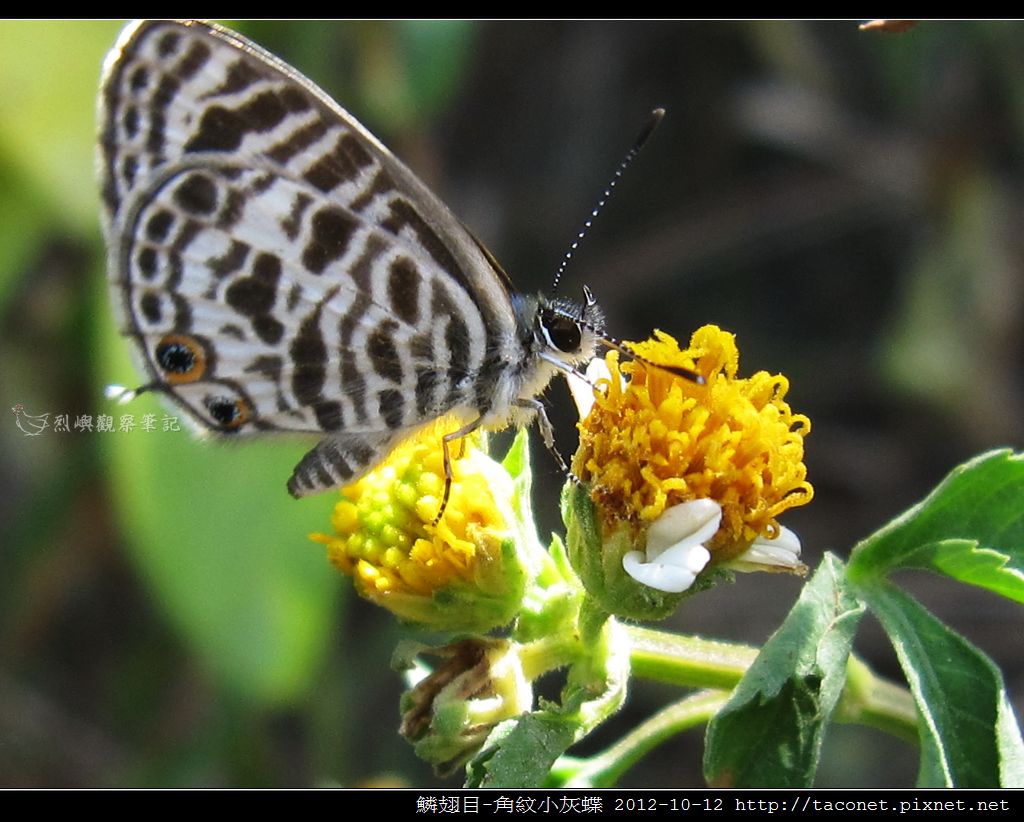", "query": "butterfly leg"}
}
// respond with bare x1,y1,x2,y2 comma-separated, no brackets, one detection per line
434,417,486,524
515,398,575,481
